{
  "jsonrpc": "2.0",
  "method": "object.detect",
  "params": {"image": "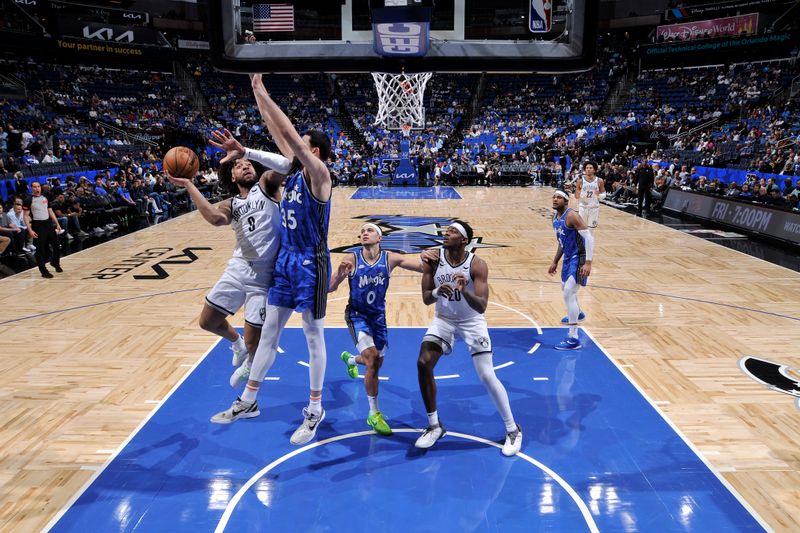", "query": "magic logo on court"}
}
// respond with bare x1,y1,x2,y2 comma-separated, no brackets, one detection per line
330,215,505,254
